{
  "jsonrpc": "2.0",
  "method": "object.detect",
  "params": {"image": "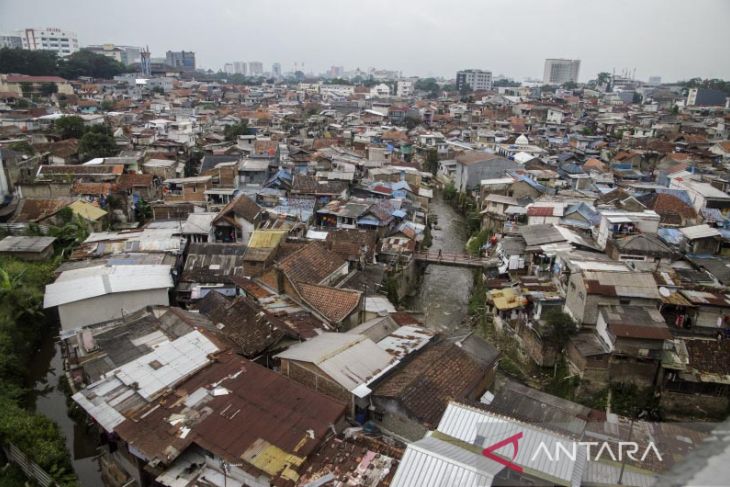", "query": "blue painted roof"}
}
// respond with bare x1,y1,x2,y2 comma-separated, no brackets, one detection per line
658,228,684,246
